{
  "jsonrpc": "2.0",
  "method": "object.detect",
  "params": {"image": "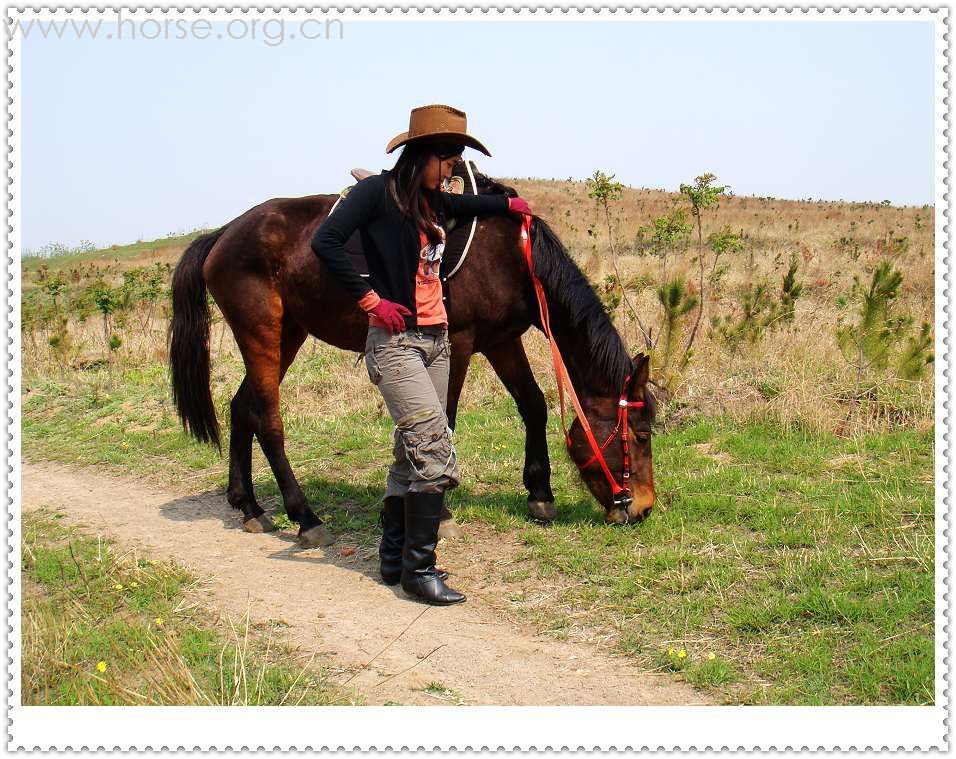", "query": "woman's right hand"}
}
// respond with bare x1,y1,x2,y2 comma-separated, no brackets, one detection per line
369,298,412,334
507,196,532,215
